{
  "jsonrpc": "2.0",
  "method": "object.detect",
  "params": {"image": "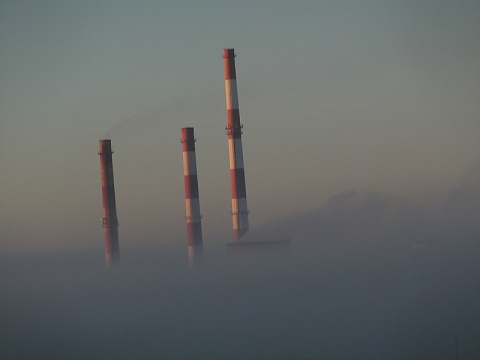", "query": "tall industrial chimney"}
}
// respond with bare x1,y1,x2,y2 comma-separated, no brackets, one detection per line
181,127,204,264
223,48,249,240
99,139,119,263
